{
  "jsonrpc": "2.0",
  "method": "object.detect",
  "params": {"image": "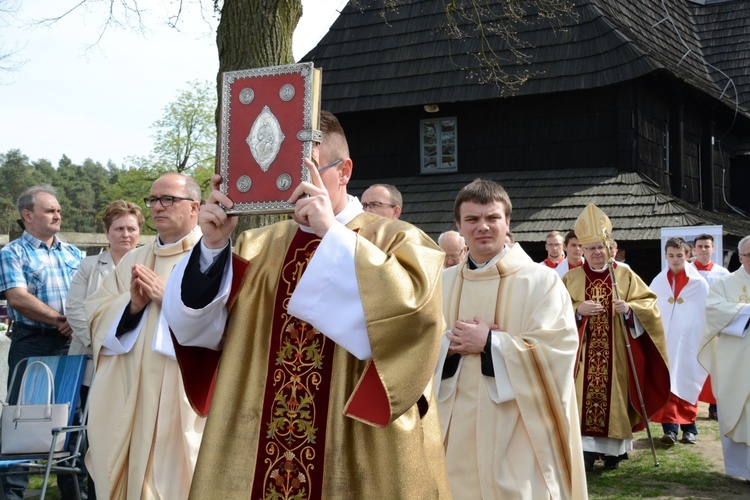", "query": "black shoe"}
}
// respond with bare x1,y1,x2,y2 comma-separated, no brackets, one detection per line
661,431,677,445
584,452,596,472
709,404,718,420
603,456,620,470
681,432,697,444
